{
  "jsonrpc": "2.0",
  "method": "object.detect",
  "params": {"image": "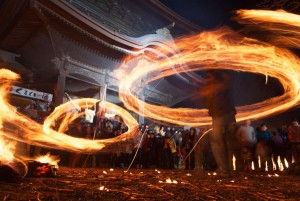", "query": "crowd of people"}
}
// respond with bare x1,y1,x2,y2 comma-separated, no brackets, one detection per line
68,119,300,172
235,120,300,172
21,99,300,173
